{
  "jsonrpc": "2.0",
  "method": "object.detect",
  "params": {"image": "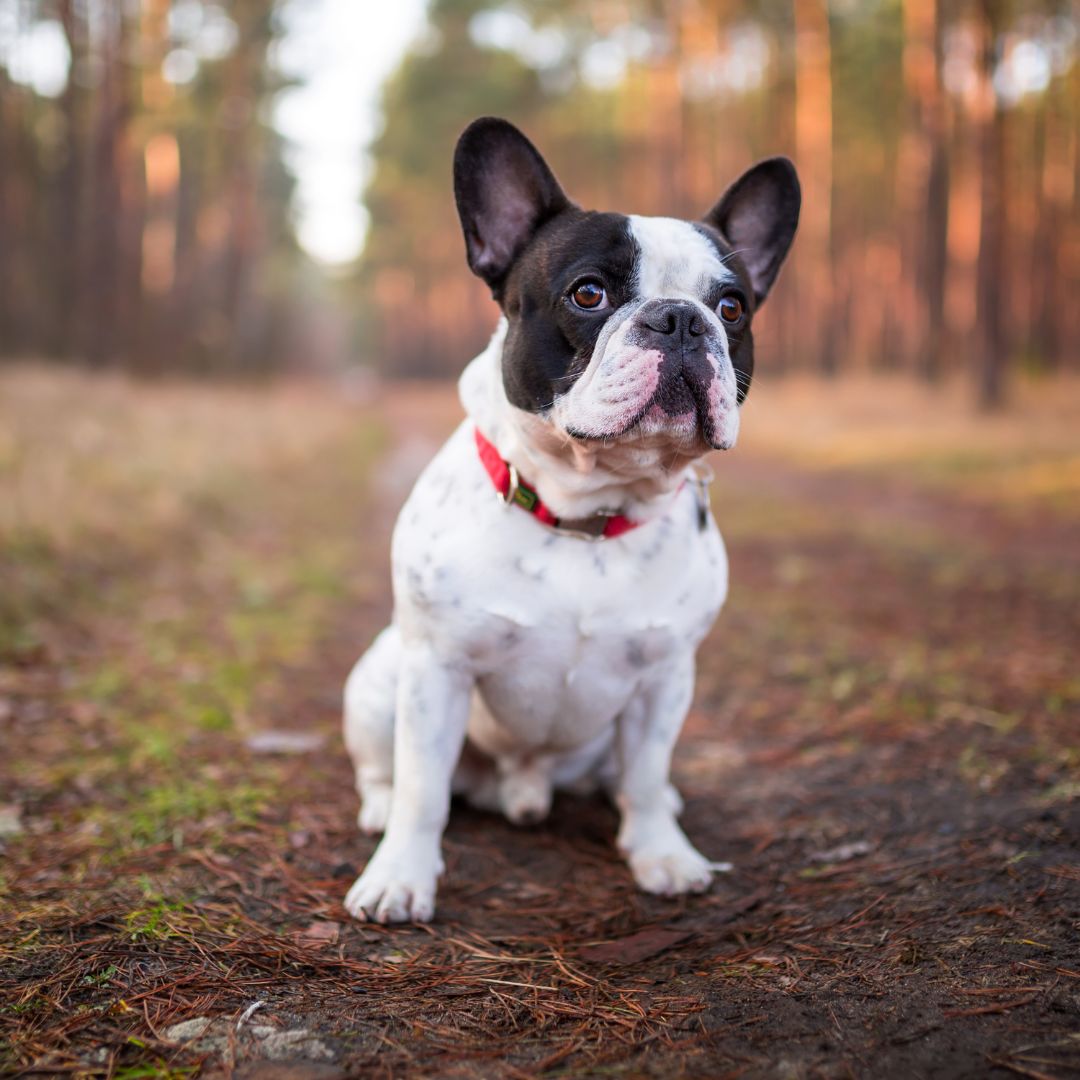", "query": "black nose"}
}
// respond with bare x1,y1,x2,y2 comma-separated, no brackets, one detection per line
636,299,707,342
